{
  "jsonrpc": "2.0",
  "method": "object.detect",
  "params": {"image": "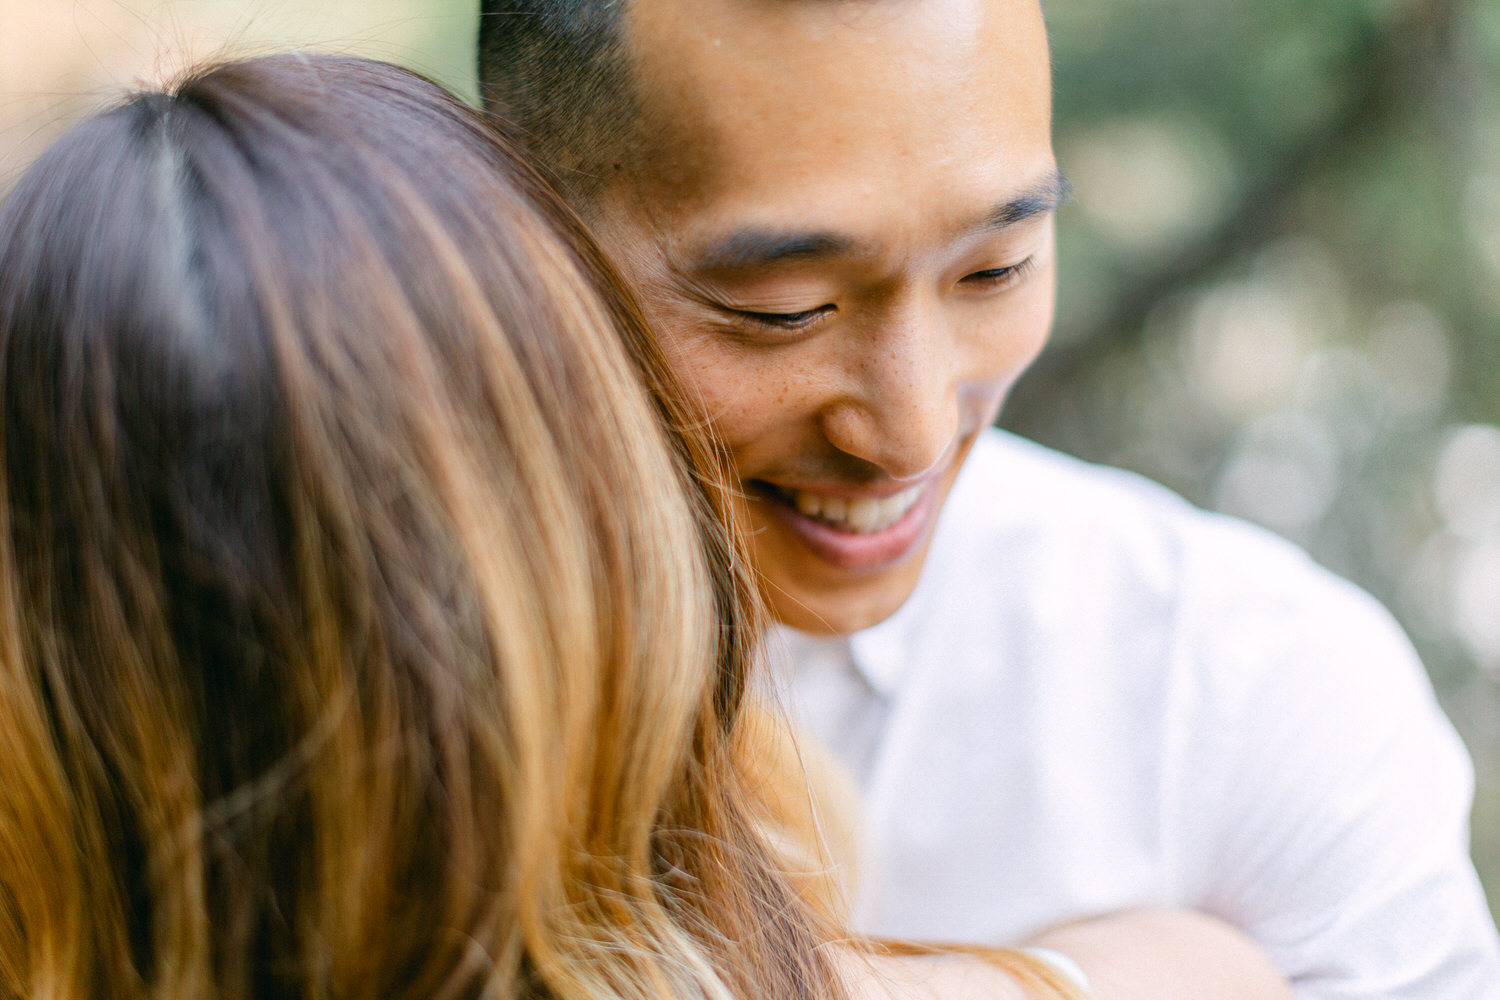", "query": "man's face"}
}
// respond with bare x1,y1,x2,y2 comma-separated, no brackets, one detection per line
599,0,1058,635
